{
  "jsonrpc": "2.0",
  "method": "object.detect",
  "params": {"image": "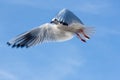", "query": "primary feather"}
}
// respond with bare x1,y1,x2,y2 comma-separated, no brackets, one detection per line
7,23,74,48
